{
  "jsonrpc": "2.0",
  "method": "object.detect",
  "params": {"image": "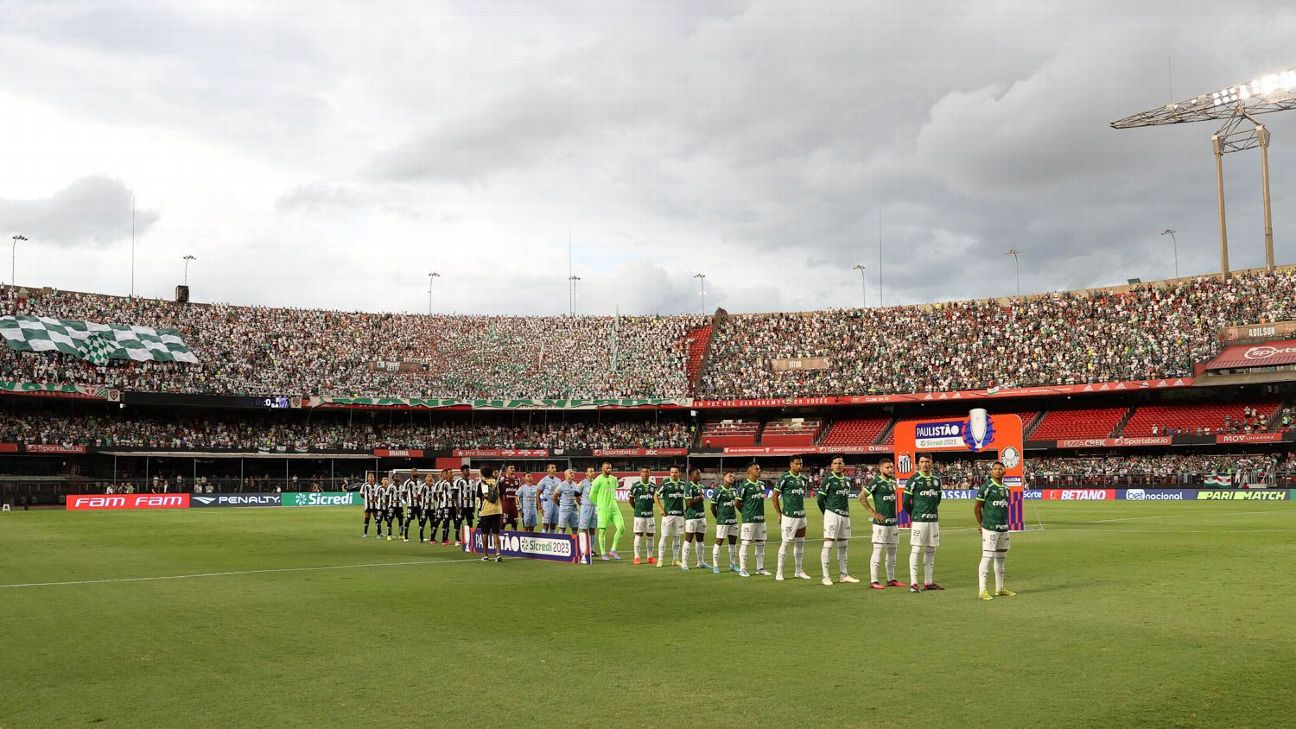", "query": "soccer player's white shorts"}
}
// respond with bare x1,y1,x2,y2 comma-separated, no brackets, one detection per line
633,516,656,534
740,522,768,542
910,522,941,548
685,517,707,535
660,515,685,537
823,511,851,540
981,528,1010,554
714,524,736,540
872,524,900,546
780,515,807,539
